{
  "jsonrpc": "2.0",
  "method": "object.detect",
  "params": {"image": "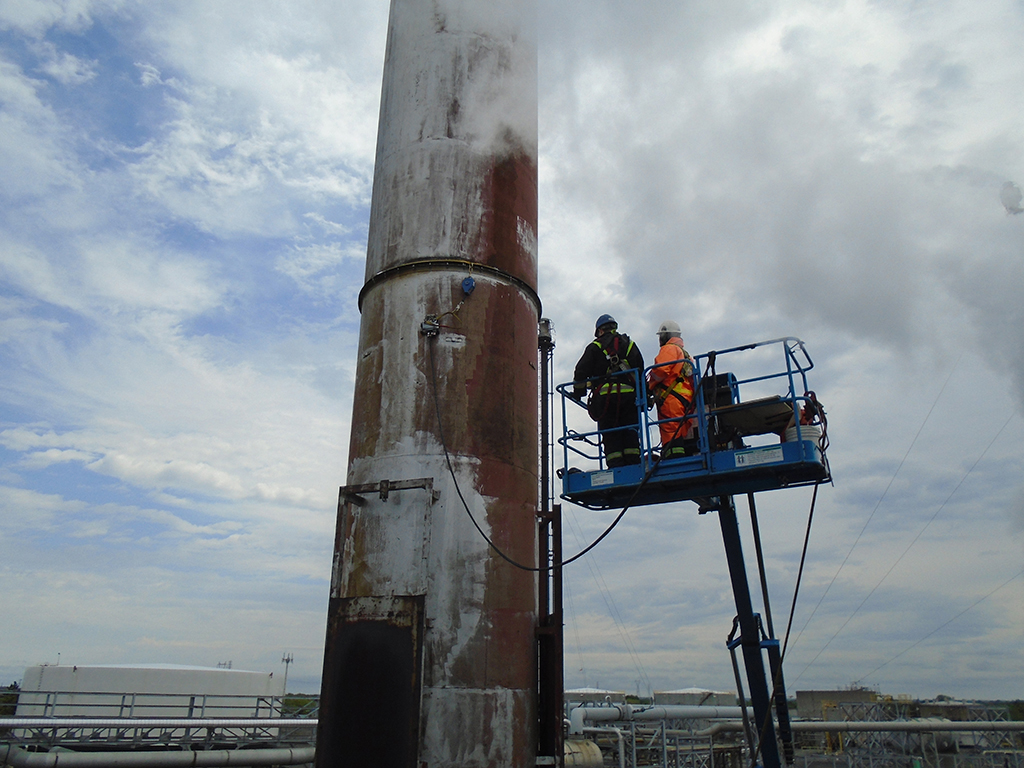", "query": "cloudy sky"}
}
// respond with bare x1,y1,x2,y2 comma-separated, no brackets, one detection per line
2,0,1023,702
